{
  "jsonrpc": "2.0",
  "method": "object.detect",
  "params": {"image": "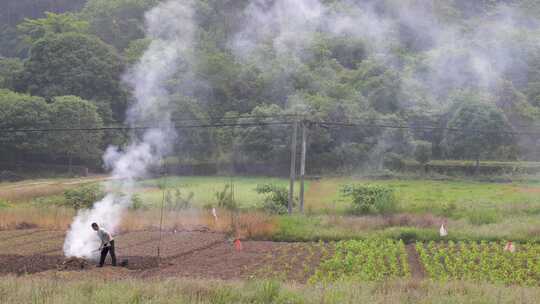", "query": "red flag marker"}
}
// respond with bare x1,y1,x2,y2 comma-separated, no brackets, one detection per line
234,239,243,251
